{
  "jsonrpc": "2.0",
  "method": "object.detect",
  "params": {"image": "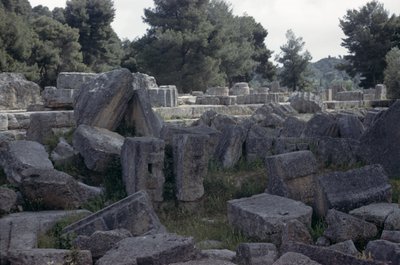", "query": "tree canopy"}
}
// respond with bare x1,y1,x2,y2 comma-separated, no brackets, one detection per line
384,47,400,98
